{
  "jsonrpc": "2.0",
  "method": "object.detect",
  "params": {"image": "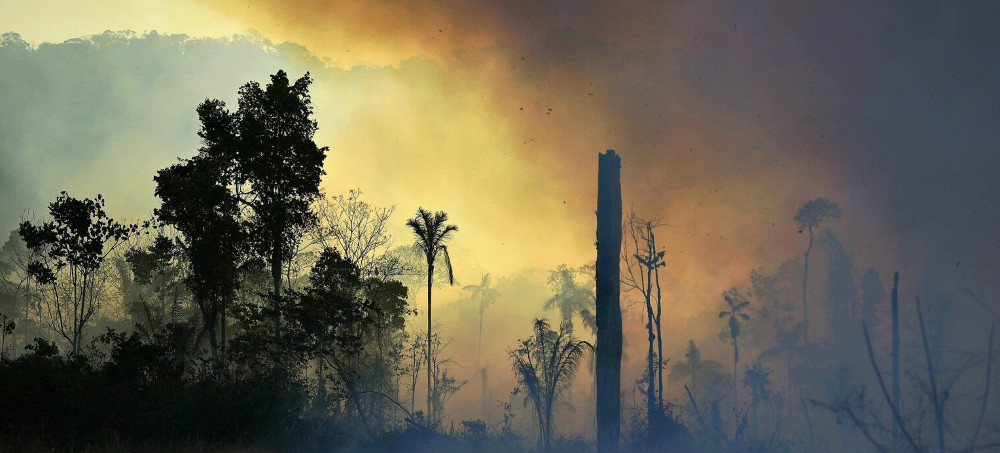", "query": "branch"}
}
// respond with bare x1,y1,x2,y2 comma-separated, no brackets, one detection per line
863,321,921,452
915,297,945,453
969,322,995,450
